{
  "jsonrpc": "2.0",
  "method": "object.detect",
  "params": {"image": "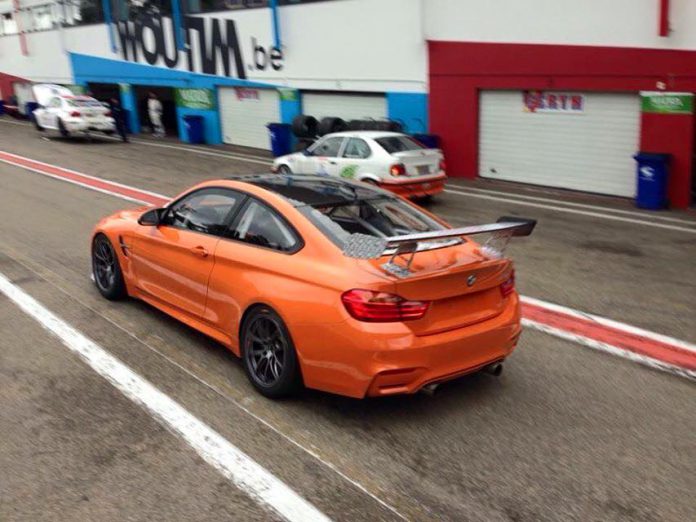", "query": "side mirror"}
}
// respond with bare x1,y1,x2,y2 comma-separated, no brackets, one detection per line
138,208,165,226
